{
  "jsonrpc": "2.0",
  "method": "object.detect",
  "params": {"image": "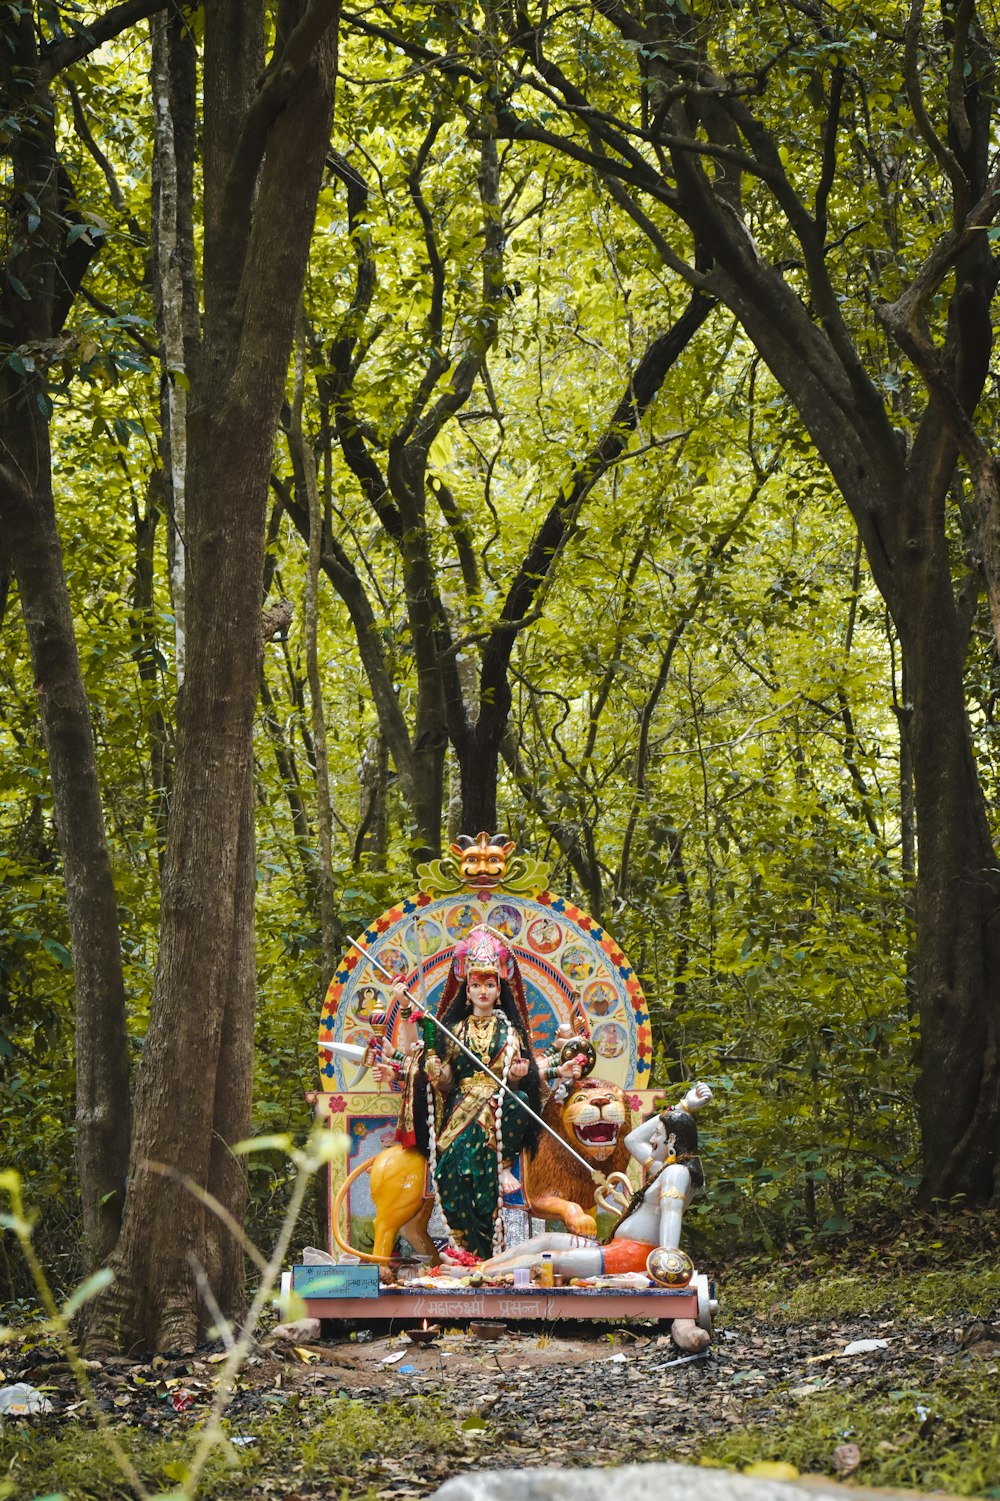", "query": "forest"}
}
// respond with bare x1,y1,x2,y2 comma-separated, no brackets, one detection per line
3,0,1000,1368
